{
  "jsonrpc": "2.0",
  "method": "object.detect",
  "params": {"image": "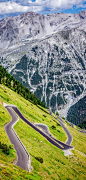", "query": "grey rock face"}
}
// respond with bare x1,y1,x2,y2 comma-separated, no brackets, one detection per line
0,11,86,117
